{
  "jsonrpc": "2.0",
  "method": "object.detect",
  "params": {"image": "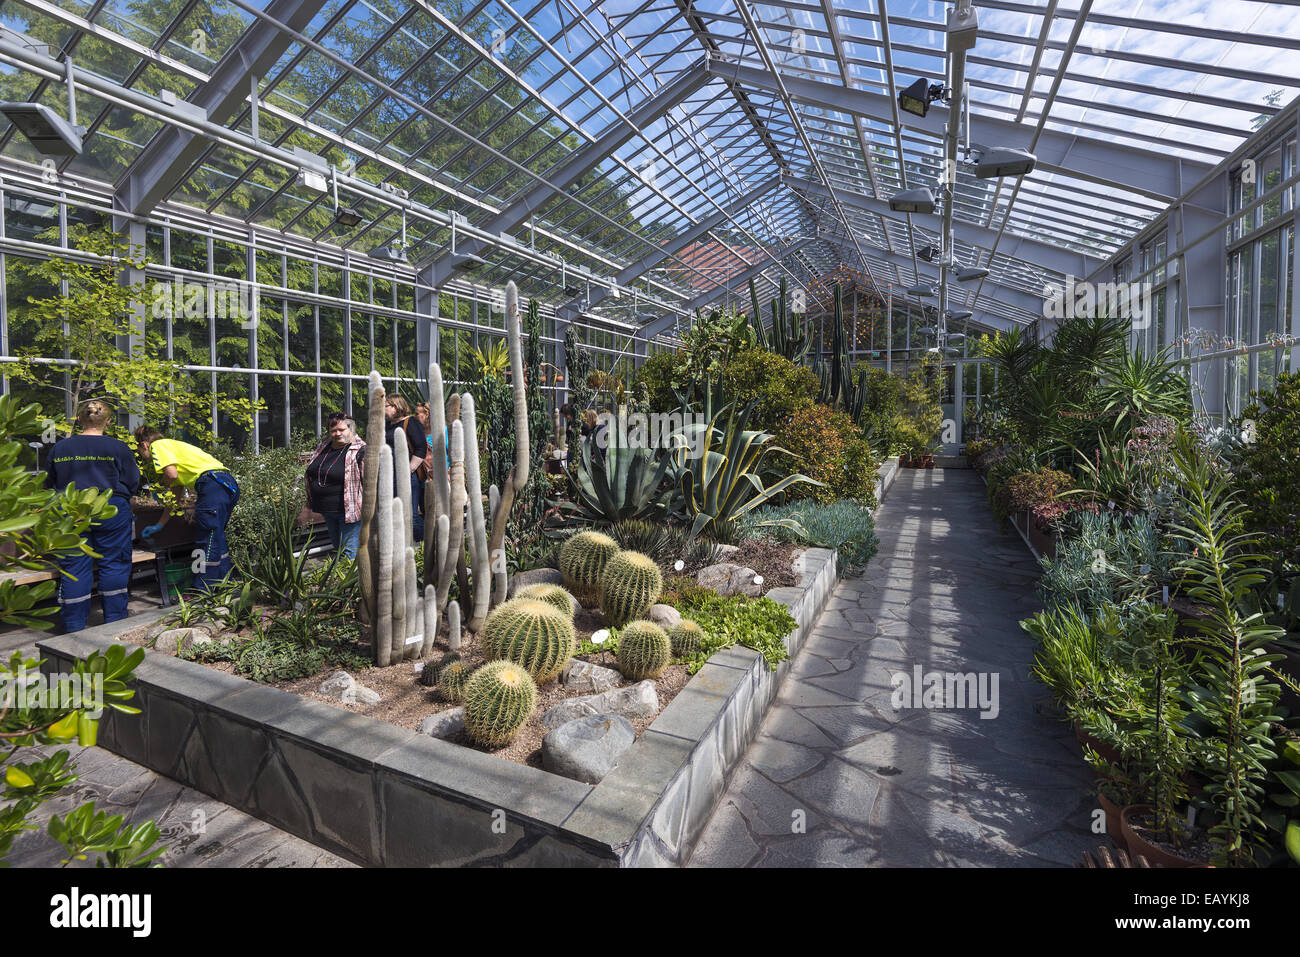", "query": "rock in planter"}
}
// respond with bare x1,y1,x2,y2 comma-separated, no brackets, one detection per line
696,562,763,597
418,708,464,739
714,544,740,557
540,679,660,730
318,671,381,705
152,626,212,655
646,603,681,629
563,659,620,693
507,567,564,597
542,714,636,783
